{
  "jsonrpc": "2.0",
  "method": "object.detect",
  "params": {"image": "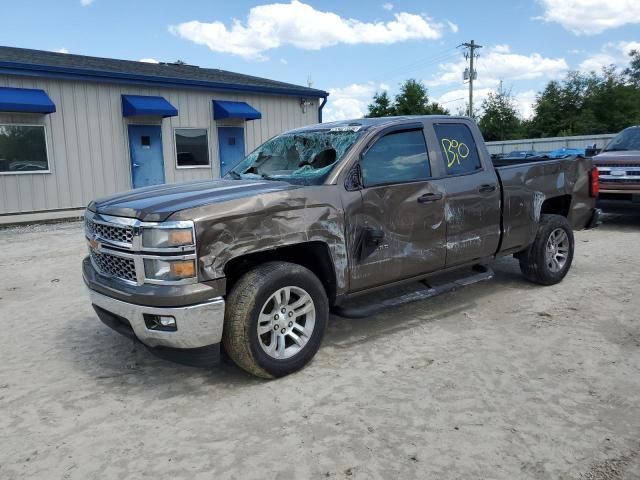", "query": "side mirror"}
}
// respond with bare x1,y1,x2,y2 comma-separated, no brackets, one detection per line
345,164,363,191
